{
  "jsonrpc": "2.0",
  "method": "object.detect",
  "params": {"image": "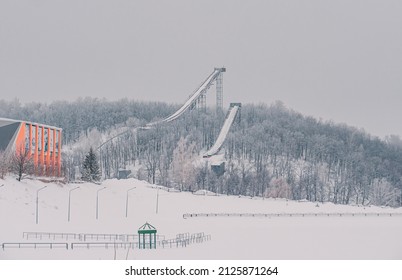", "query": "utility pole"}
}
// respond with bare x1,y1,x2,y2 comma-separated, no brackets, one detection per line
156,187,159,214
